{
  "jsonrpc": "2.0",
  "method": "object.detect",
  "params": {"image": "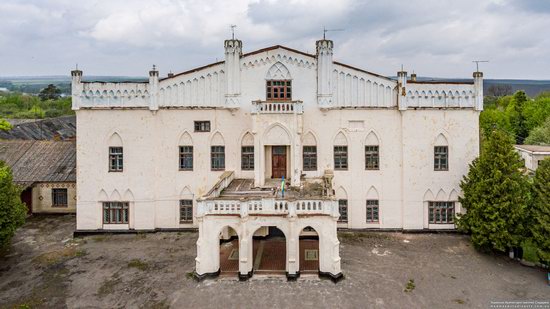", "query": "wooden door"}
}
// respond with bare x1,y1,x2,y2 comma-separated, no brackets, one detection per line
271,146,287,179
